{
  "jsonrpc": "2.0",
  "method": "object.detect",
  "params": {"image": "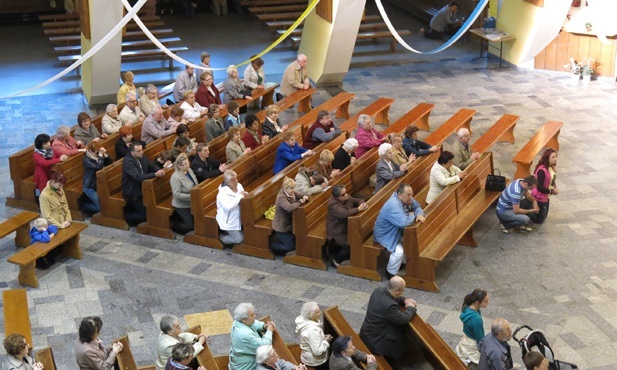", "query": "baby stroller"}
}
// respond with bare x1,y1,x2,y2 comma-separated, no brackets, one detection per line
513,325,579,370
